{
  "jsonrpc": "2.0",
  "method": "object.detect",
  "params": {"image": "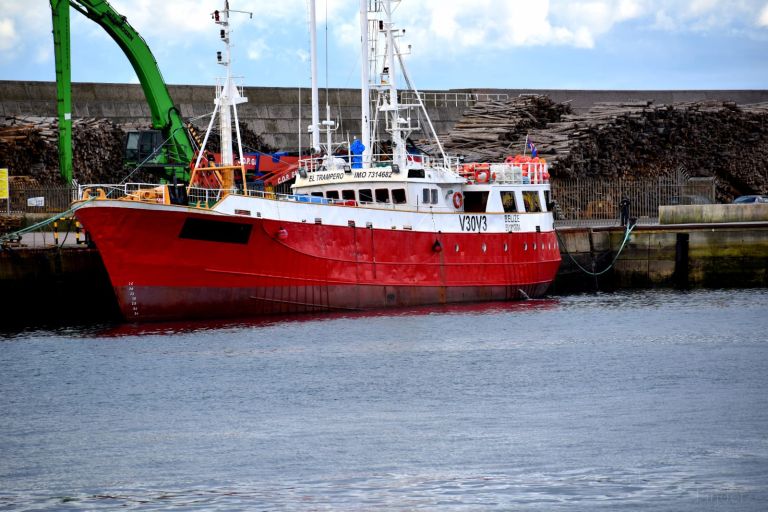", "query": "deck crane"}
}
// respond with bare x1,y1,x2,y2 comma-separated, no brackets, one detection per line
50,0,197,184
